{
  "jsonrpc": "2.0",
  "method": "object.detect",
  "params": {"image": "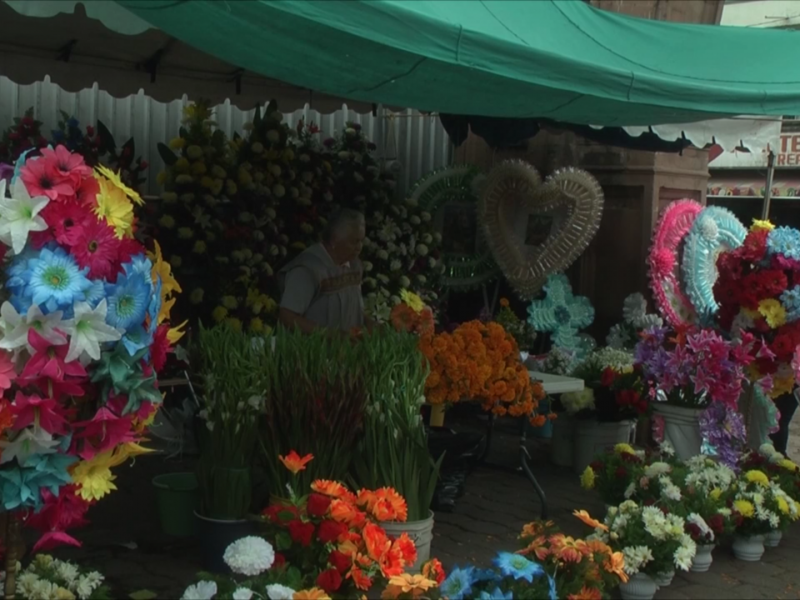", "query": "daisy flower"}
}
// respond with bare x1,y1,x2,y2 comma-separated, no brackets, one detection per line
20,158,75,202
70,217,120,280
71,451,118,501
94,175,134,239
40,201,93,247
25,246,92,314
103,270,149,331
